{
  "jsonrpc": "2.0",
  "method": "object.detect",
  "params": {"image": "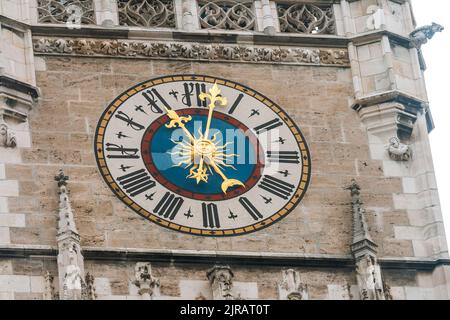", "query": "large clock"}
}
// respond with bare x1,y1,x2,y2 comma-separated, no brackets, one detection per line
95,75,311,236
